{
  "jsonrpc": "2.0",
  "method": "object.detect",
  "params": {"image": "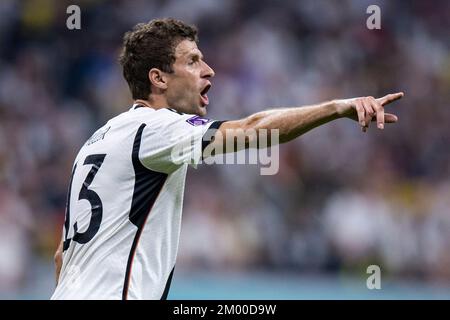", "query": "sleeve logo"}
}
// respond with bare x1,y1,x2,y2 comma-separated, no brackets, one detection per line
186,115,212,126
